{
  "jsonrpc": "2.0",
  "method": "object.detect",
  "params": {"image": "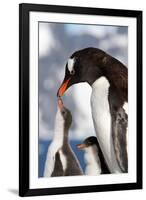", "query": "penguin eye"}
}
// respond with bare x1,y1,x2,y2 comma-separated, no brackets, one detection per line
70,69,75,75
